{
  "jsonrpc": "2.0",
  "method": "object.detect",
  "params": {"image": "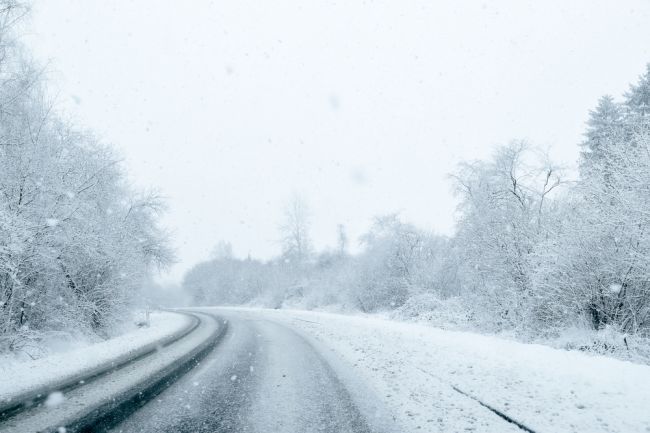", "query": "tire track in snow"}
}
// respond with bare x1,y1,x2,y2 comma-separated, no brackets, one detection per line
416,367,537,433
